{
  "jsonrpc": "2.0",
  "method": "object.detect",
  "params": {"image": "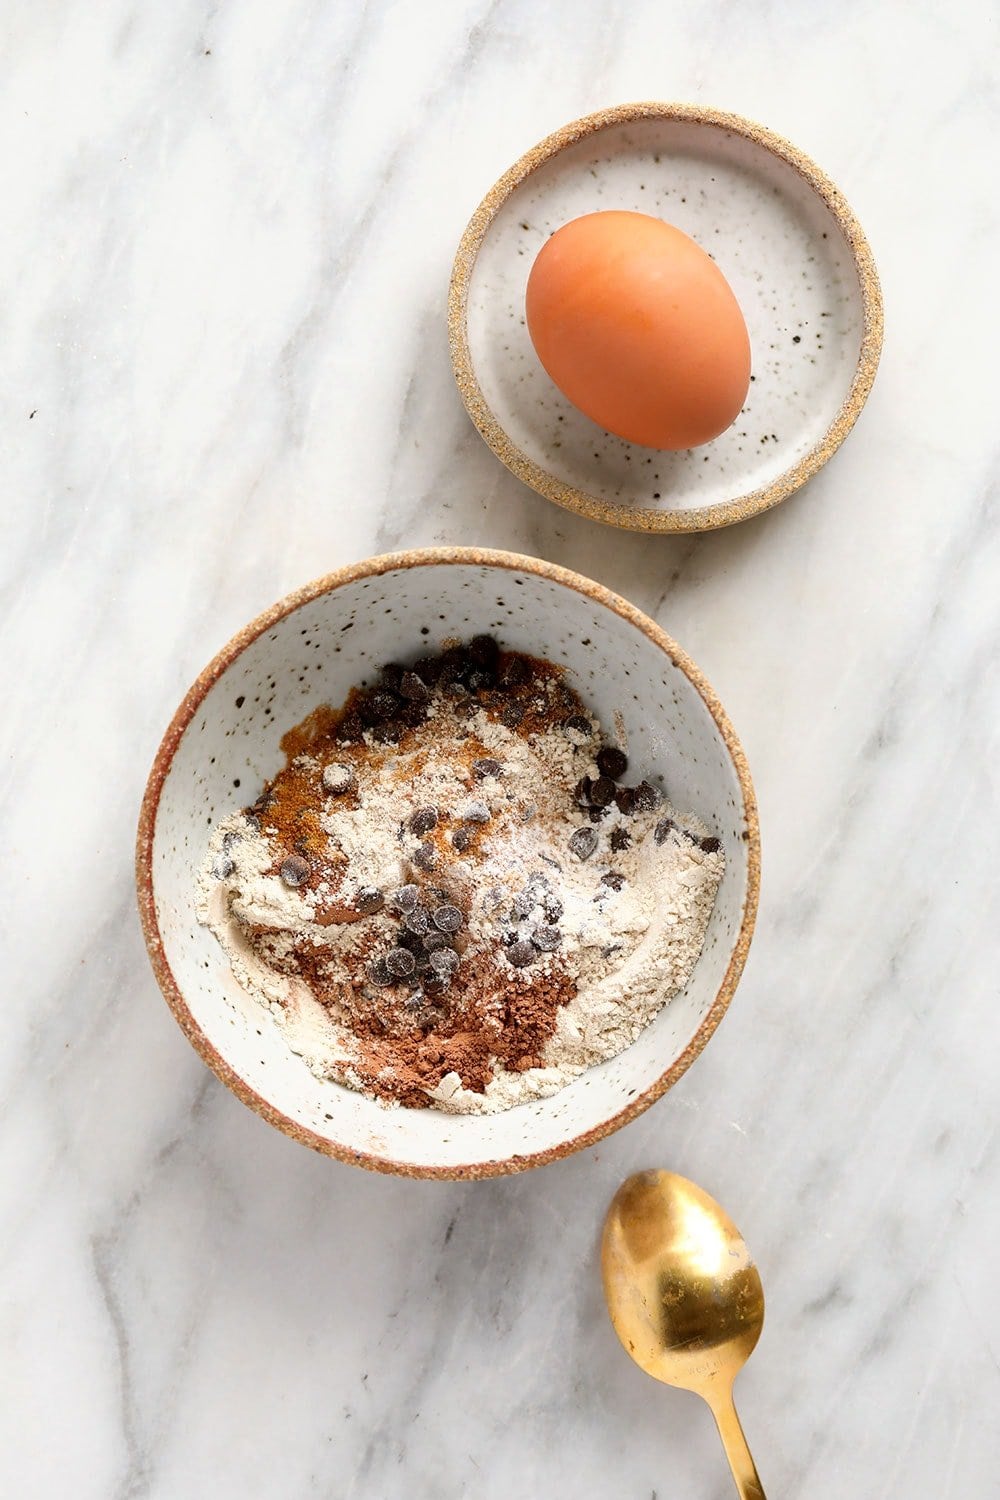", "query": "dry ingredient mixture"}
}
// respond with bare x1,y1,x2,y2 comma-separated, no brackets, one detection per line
197,636,724,1113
